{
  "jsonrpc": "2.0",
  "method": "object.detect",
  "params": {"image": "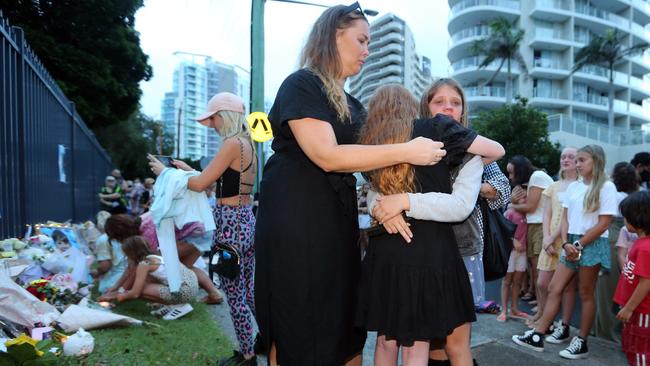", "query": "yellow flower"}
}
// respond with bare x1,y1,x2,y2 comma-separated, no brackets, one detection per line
4,333,45,357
